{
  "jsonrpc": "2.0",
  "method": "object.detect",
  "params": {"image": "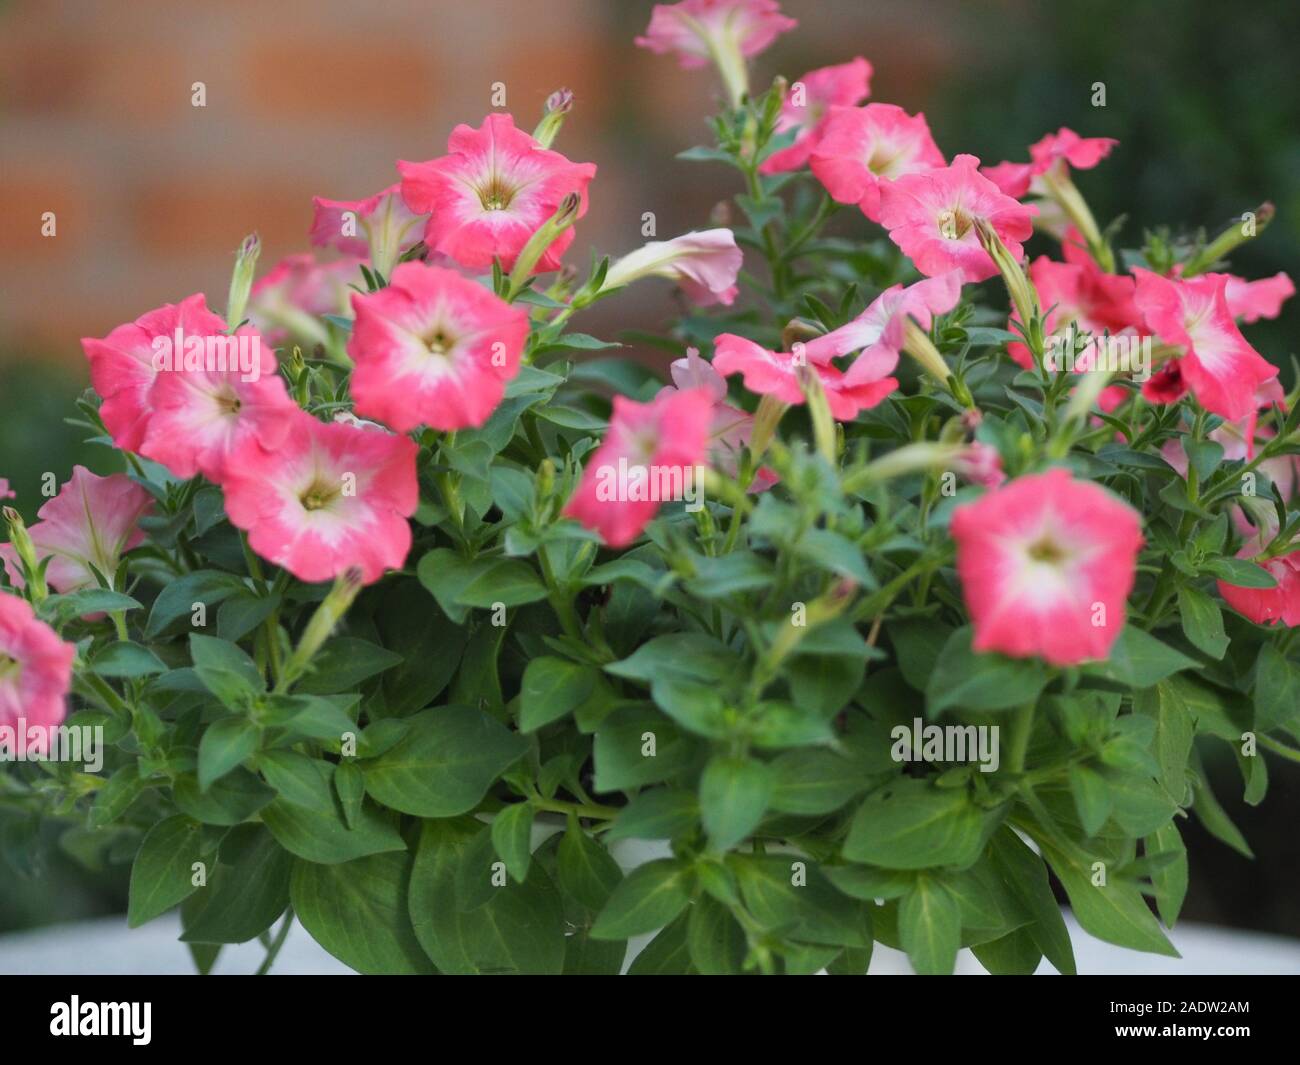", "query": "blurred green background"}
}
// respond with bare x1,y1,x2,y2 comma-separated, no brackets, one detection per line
2,0,1296,942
